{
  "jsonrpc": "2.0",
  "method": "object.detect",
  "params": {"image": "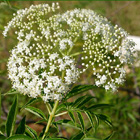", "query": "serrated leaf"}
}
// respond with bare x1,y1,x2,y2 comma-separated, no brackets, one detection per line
65,85,95,100
21,98,42,110
25,106,46,120
5,134,34,140
16,116,26,134
6,95,18,137
25,125,38,139
77,96,95,108
55,119,81,130
87,104,112,111
85,112,94,130
77,112,85,132
68,111,75,123
97,114,113,127
70,127,92,140
93,114,99,127
93,114,99,134
72,96,86,107
70,131,84,140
